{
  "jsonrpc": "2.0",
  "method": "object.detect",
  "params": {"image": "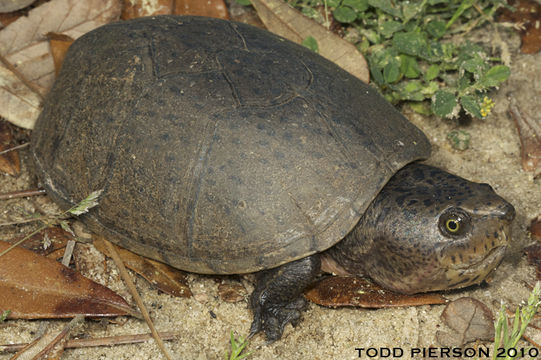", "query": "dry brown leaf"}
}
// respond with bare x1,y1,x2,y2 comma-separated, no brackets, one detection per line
0,119,20,176
121,0,172,19
0,240,135,319
47,33,74,76
217,282,247,303
228,0,264,28
251,0,369,83
0,0,122,129
173,0,228,19
509,97,541,177
93,238,192,298
436,297,494,346
7,226,73,258
499,0,541,54
530,215,541,241
305,276,447,308
525,243,541,280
